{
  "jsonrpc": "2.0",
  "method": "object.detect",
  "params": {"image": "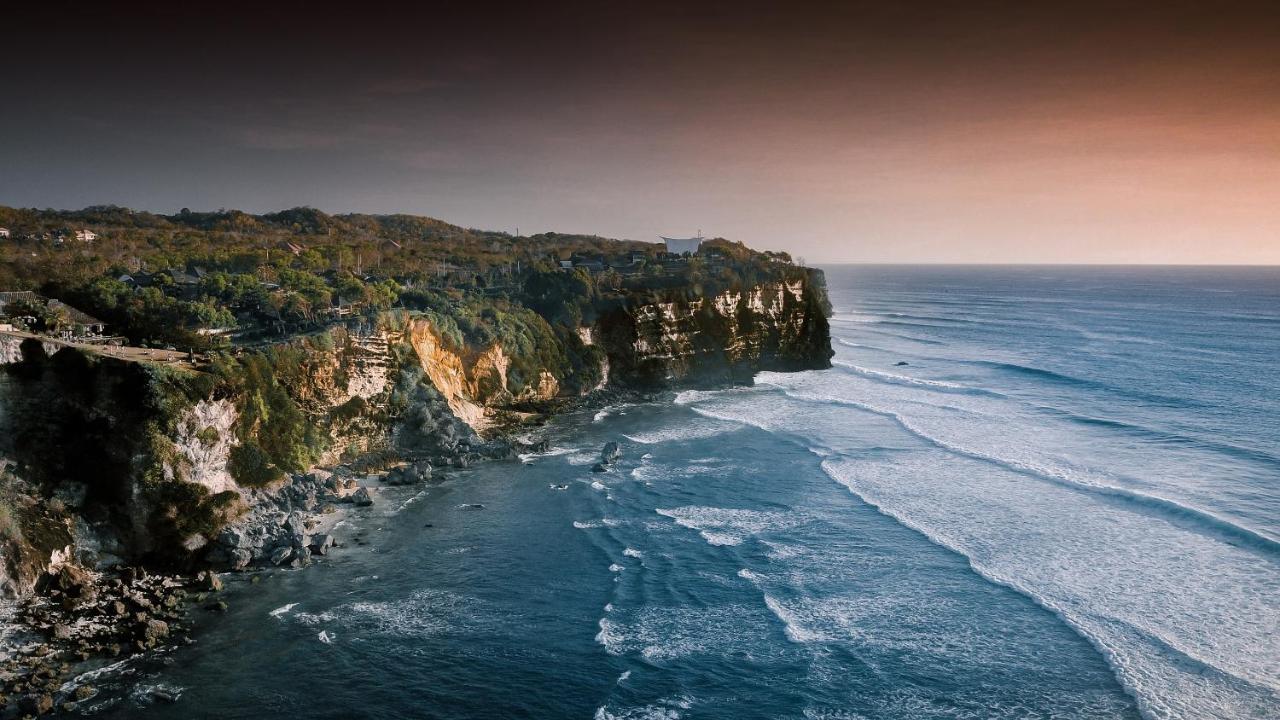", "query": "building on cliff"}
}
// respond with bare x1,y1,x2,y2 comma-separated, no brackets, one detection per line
661,233,704,255
0,291,107,336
